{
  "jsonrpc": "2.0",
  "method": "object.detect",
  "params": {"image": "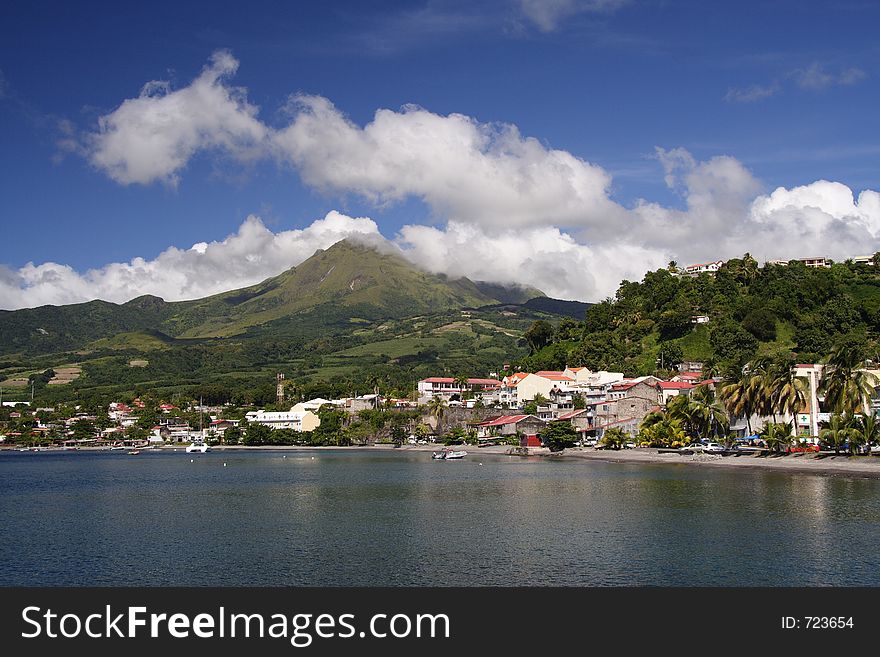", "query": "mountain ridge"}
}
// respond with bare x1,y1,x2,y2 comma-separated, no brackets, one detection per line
0,238,552,355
